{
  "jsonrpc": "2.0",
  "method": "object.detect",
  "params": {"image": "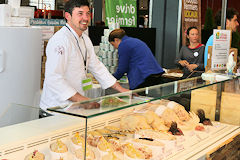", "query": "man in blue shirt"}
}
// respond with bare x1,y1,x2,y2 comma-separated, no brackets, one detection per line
109,29,165,90
204,8,239,67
